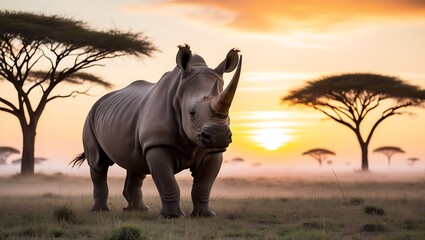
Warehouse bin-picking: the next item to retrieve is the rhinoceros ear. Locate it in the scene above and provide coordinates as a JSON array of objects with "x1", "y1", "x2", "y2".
[
  {"x1": 176, "y1": 44, "x2": 192, "y2": 72},
  {"x1": 215, "y1": 48, "x2": 240, "y2": 75}
]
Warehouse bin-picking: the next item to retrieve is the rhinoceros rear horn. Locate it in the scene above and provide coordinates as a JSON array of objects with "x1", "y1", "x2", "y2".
[
  {"x1": 176, "y1": 44, "x2": 192, "y2": 72},
  {"x1": 211, "y1": 54, "x2": 242, "y2": 115},
  {"x1": 215, "y1": 48, "x2": 240, "y2": 75}
]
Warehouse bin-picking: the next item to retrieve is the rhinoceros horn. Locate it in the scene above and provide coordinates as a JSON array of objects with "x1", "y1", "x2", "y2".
[{"x1": 211, "y1": 55, "x2": 242, "y2": 115}]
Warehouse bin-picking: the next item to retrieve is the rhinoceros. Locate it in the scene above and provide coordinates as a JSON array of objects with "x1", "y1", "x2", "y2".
[{"x1": 71, "y1": 45, "x2": 242, "y2": 218}]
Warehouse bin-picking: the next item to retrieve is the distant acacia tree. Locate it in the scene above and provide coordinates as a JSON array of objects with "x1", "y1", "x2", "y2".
[
  {"x1": 407, "y1": 157, "x2": 420, "y2": 166},
  {"x1": 231, "y1": 157, "x2": 245, "y2": 163},
  {"x1": 0, "y1": 146, "x2": 20, "y2": 164},
  {"x1": 12, "y1": 157, "x2": 47, "y2": 165},
  {"x1": 282, "y1": 73, "x2": 425, "y2": 171},
  {"x1": 0, "y1": 11, "x2": 156, "y2": 175},
  {"x1": 373, "y1": 146, "x2": 405, "y2": 166},
  {"x1": 302, "y1": 148, "x2": 335, "y2": 167}
]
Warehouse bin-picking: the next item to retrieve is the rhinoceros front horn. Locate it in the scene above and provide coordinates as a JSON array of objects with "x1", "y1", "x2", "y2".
[{"x1": 211, "y1": 55, "x2": 242, "y2": 115}]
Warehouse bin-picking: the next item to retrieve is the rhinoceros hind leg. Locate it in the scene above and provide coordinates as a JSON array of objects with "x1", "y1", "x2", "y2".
[
  {"x1": 90, "y1": 167, "x2": 110, "y2": 211},
  {"x1": 190, "y1": 153, "x2": 222, "y2": 218},
  {"x1": 123, "y1": 171, "x2": 149, "y2": 211}
]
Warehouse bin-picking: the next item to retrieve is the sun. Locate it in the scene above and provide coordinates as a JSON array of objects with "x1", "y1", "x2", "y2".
[{"x1": 250, "y1": 128, "x2": 291, "y2": 151}]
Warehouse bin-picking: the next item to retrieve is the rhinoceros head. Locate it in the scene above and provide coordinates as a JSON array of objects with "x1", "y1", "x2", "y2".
[{"x1": 175, "y1": 45, "x2": 242, "y2": 149}]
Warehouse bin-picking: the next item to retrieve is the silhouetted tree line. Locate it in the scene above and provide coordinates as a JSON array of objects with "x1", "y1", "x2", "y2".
[{"x1": 302, "y1": 146, "x2": 421, "y2": 168}]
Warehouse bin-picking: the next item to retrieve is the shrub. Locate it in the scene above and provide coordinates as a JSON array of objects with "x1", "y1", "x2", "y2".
[
  {"x1": 53, "y1": 206, "x2": 77, "y2": 224},
  {"x1": 302, "y1": 221, "x2": 323, "y2": 230},
  {"x1": 52, "y1": 228, "x2": 66, "y2": 238},
  {"x1": 364, "y1": 206, "x2": 385, "y2": 215},
  {"x1": 361, "y1": 223, "x2": 386, "y2": 232},
  {"x1": 109, "y1": 224, "x2": 146, "y2": 240},
  {"x1": 350, "y1": 197, "x2": 365, "y2": 205}
]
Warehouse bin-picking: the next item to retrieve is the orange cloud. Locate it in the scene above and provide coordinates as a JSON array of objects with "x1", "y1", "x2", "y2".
[{"x1": 139, "y1": 0, "x2": 425, "y2": 32}]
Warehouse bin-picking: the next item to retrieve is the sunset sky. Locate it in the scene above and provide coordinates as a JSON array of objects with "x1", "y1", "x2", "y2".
[{"x1": 1, "y1": 0, "x2": 425, "y2": 175}]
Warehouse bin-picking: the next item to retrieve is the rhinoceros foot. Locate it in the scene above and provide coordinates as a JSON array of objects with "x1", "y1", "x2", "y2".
[
  {"x1": 123, "y1": 204, "x2": 150, "y2": 212},
  {"x1": 157, "y1": 208, "x2": 185, "y2": 219},
  {"x1": 157, "y1": 213, "x2": 185, "y2": 219},
  {"x1": 90, "y1": 202, "x2": 109, "y2": 212},
  {"x1": 190, "y1": 208, "x2": 216, "y2": 218}
]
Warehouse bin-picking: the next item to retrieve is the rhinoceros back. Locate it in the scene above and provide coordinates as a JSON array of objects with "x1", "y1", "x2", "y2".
[
  {"x1": 83, "y1": 80, "x2": 154, "y2": 170},
  {"x1": 83, "y1": 70, "x2": 184, "y2": 172}
]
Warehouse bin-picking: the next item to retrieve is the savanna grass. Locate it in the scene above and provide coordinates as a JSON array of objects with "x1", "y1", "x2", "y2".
[
  {"x1": 53, "y1": 206, "x2": 78, "y2": 223},
  {"x1": 108, "y1": 224, "x2": 146, "y2": 240},
  {"x1": 0, "y1": 179, "x2": 424, "y2": 240}
]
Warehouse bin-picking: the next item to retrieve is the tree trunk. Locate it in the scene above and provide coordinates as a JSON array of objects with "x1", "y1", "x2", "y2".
[
  {"x1": 360, "y1": 143, "x2": 369, "y2": 171},
  {"x1": 20, "y1": 124, "x2": 36, "y2": 175}
]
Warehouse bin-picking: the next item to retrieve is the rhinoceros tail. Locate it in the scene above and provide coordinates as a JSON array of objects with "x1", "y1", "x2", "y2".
[{"x1": 70, "y1": 153, "x2": 86, "y2": 168}]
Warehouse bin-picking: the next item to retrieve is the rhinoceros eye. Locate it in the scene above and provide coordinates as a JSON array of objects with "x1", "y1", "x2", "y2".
[{"x1": 189, "y1": 109, "x2": 196, "y2": 119}]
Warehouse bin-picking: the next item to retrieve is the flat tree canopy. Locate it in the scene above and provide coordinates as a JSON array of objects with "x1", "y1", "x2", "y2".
[
  {"x1": 0, "y1": 11, "x2": 156, "y2": 56},
  {"x1": 302, "y1": 148, "x2": 335, "y2": 167},
  {"x1": 0, "y1": 146, "x2": 20, "y2": 164},
  {"x1": 12, "y1": 157, "x2": 47, "y2": 165},
  {"x1": 0, "y1": 11, "x2": 157, "y2": 175},
  {"x1": 407, "y1": 157, "x2": 420, "y2": 166},
  {"x1": 373, "y1": 146, "x2": 405, "y2": 152},
  {"x1": 284, "y1": 73, "x2": 425, "y2": 105},
  {"x1": 373, "y1": 146, "x2": 405, "y2": 166},
  {"x1": 303, "y1": 148, "x2": 335, "y2": 156},
  {"x1": 282, "y1": 73, "x2": 425, "y2": 171},
  {"x1": 0, "y1": 146, "x2": 20, "y2": 153}
]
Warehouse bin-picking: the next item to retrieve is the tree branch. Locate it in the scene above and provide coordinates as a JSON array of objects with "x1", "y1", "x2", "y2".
[
  {"x1": 25, "y1": 45, "x2": 44, "y2": 74},
  {"x1": 312, "y1": 105, "x2": 356, "y2": 131},
  {"x1": 361, "y1": 97, "x2": 383, "y2": 119},
  {"x1": 26, "y1": 70, "x2": 51, "y2": 95},
  {"x1": 317, "y1": 101, "x2": 357, "y2": 127},
  {"x1": 46, "y1": 87, "x2": 94, "y2": 103},
  {"x1": 365, "y1": 102, "x2": 416, "y2": 145},
  {"x1": 0, "y1": 106, "x2": 16, "y2": 115},
  {"x1": 328, "y1": 92, "x2": 358, "y2": 124},
  {"x1": 0, "y1": 96, "x2": 18, "y2": 116}
]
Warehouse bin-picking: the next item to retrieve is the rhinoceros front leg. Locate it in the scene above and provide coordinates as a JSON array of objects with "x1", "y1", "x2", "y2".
[
  {"x1": 146, "y1": 148, "x2": 184, "y2": 218},
  {"x1": 190, "y1": 153, "x2": 223, "y2": 217},
  {"x1": 123, "y1": 171, "x2": 149, "y2": 211},
  {"x1": 90, "y1": 167, "x2": 110, "y2": 211}
]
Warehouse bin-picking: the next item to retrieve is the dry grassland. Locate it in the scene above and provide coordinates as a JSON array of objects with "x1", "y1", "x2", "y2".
[{"x1": 0, "y1": 171, "x2": 424, "y2": 239}]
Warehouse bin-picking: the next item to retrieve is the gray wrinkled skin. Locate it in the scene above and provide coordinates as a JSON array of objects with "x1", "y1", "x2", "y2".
[{"x1": 74, "y1": 45, "x2": 242, "y2": 218}]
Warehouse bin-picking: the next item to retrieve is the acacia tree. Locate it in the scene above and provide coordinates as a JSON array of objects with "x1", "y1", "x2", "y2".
[
  {"x1": 407, "y1": 157, "x2": 420, "y2": 166},
  {"x1": 373, "y1": 146, "x2": 405, "y2": 166},
  {"x1": 302, "y1": 148, "x2": 335, "y2": 167},
  {"x1": 282, "y1": 73, "x2": 425, "y2": 171},
  {"x1": 0, "y1": 146, "x2": 20, "y2": 164},
  {"x1": 12, "y1": 157, "x2": 47, "y2": 165},
  {"x1": 0, "y1": 11, "x2": 156, "y2": 175}
]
